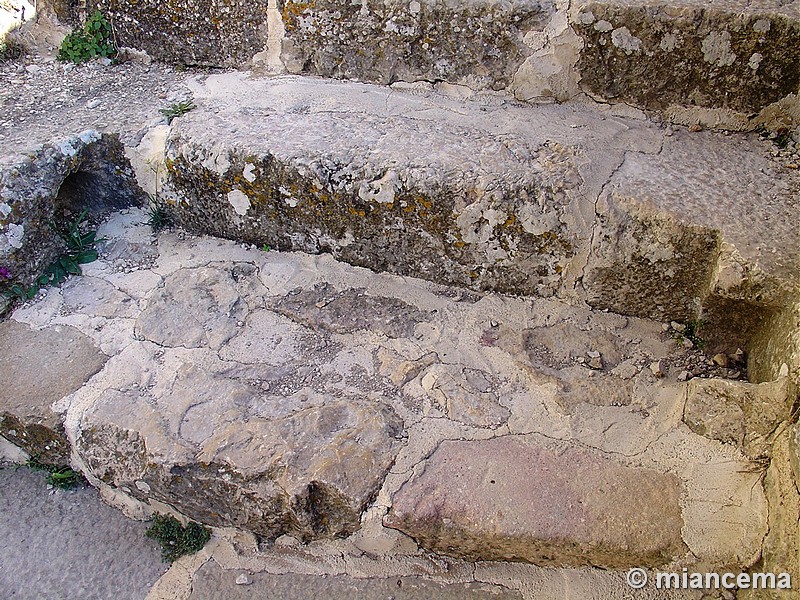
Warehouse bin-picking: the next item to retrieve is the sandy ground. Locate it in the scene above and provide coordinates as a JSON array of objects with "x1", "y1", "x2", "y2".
[{"x1": 0, "y1": 463, "x2": 167, "y2": 600}]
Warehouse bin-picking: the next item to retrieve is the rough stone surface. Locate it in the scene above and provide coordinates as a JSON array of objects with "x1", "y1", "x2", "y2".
[
  {"x1": 0, "y1": 320, "x2": 107, "y2": 464},
  {"x1": 739, "y1": 429, "x2": 800, "y2": 600},
  {"x1": 573, "y1": 0, "x2": 800, "y2": 114},
  {"x1": 1, "y1": 209, "x2": 775, "y2": 574},
  {"x1": 74, "y1": 334, "x2": 405, "y2": 542},
  {"x1": 187, "y1": 560, "x2": 523, "y2": 600},
  {"x1": 161, "y1": 73, "x2": 798, "y2": 328},
  {"x1": 0, "y1": 59, "x2": 190, "y2": 157},
  {"x1": 280, "y1": 0, "x2": 554, "y2": 91},
  {"x1": 385, "y1": 435, "x2": 687, "y2": 568},
  {"x1": 88, "y1": 0, "x2": 271, "y2": 67},
  {"x1": 683, "y1": 377, "x2": 792, "y2": 459},
  {"x1": 51, "y1": 0, "x2": 799, "y2": 128},
  {"x1": 0, "y1": 131, "x2": 146, "y2": 289},
  {"x1": 0, "y1": 210, "x2": 771, "y2": 571},
  {"x1": 270, "y1": 282, "x2": 432, "y2": 338},
  {"x1": 135, "y1": 264, "x2": 267, "y2": 349}
]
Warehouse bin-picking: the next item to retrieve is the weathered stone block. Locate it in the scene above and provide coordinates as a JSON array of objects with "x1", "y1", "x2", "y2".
[
  {"x1": 0, "y1": 320, "x2": 108, "y2": 464},
  {"x1": 88, "y1": 0, "x2": 271, "y2": 67},
  {"x1": 684, "y1": 377, "x2": 792, "y2": 459},
  {"x1": 163, "y1": 94, "x2": 585, "y2": 300},
  {"x1": 280, "y1": 0, "x2": 555, "y2": 90},
  {"x1": 385, "y1": 436, "x2": 687, "y2": 567},
  {"x1": 582, "y1": 191, "x2": 721, "y2": 321},
  {"x1": 0, "y1": 132, "x2": 145, "y2": 289},
  {"x1": 75, "y1": 285, "x2": 406, "y2": 541},
  {"x1": 573, "y1": 1, "x2": 800, "y2": 114}
]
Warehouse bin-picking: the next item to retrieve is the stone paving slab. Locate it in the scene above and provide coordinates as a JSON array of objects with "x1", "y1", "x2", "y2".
[
  {"x1": 0, "y1": 320, "x2": 107, "y2": 464},
  {"x1": 187, "y1": 559, "x2": 523, "y2": 600},
  {"x1": 68, "y1": 0, "x2": 800, "y2": 126},
  {"x1": 385, "y1": 435, "x2": 687, "y2": 568}
]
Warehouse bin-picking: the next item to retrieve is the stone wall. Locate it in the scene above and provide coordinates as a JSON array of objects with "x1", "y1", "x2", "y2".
[{"x1": 78, "y1": 0, "x2": 800, "y2": 130}]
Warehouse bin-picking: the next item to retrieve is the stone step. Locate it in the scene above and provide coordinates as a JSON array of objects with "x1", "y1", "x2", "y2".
[
  {"x1": 82, "y1": 0, "x2": 800, "y2": 128},
  {"x1": 158, "y1": 73, "x2": 798, "y2": 354},
  {"x1": 0, "y1": 209, "x2": 782, "y2": 572}
]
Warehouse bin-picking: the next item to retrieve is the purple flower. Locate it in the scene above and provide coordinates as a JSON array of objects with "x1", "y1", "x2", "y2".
[{"x1": 0, "y1": 267, "x2": 11, "y2": 280}]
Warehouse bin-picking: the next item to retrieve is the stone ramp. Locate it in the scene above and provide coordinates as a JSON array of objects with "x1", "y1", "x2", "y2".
[
  {"x1": 160, "y1": 73, "x2": 798, "y2": 347},
  {"x1": 0, "y1": 209, "x2": 776, "y2": 577}
]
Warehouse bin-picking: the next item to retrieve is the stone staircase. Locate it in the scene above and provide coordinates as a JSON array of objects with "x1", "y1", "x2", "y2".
[{"x1": 0, "y1": 0, "x2": 799, "y2": 596}]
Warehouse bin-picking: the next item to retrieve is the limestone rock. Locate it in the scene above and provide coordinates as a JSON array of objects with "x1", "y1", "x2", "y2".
[
  {"x1": 385, "y1": 435, "x2": 687, "y2": 567},
  {"x1": 160, "y1": 74, "x2": 797, "y2": 334},
  {"x1": 0, "y1": 132, "x2": 145, "y2": 288},
  {"x1": 188, "y1": 560, "x2": 523, "y2": 599},
  {"x1": 739, "y1": 430, "x2": 800, "y2": 600},
  {"x1": 280, "y1": 0, "x2": 555, "y2": 91},
  {"x1": 270, "y1": 283, "x2": 432, "y2": 338},
  {"x1": 0, "y1": 320, "x2": 107, "y2": 464},
  {"x1": 419, "y1": 364, "x2": 510, "y2": 428},
  {"x1": 135, "y1": 263, "x2": 267, "y2": 349},
  {"x1": 574, "y1": 1, "x2": 800, "y2": 115},
  {"x1": 582, "y1": 192, "x2": 721, "y2": 321},
  {"x1": 74, "y1": 344, "x2": 405, "y2": 542},
  {"x1": 683, "y1": 377, "x2": 792, "y2": 459},
  {"x1": 87, "y1": 0, "x2": 271, "y2": 67}
]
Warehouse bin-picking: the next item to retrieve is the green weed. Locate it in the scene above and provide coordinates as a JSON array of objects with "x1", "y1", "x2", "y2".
[
  {"x1": 145, "y1": 513, "x2": 211, "y2": 562},
  {"x1": 3, "y1": 209, "x2": 104, "y2": 301},
  {"x1": 58, "y1": 11, "x2": 116, "y2": 64},
  {"x1": 160, "y1": 101, "x2": 197, "y2": 125},
  {"x1": 673, "y1": 319, "x2": 706, "y2": 350},
  {"x1": 26, "y1": 457, "x2": 85, "y2": 490},
  {"x1": 0, "y1": 37, "x2": 25, "y2": 62}
]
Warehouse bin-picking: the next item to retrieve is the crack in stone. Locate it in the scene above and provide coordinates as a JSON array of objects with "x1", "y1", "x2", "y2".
[{"x1": 575, "y1": 151, "x2": 628, "y2": 295}]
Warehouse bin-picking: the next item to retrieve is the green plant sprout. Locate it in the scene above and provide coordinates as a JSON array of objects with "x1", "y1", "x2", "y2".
[
  {"x1": 25, "y1": 457, "x2": 85, "y2": 490},
  {"x1": 145, "y1": 165, "x2": 174, "y2": 233},
  {"x1": 160, "y1": 101, "x2": 197, "y2": 125}
]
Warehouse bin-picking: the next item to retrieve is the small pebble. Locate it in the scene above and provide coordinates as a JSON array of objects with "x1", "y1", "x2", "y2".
[
  {"x1": 649, "y1": 360, "x2": 666, "y2": 378},
  {"x1": 235, "y1": 574, "x2": 251, "y2": 585},
  {"x1": 712, "y1": 353, "x2": 729, "y2": 368},
  {"x1": 677, "y1": 370, "x2": 690, "y2": 382}
]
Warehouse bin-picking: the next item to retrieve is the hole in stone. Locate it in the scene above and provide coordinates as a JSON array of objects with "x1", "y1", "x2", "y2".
[{"x1": 56, "y1": 169, "x2": 138, "y2": 214}]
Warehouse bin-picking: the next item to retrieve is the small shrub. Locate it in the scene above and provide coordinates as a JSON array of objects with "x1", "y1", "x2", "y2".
[
  {"x1": 145, "y1": 513, "x2": 211, "y2": 562},
  {"x1": 57, "y1": 11, "x2": 116, "y2": 64},
  {"x1": 159, "y1": 100, "x2": 197, "y2": 125}
]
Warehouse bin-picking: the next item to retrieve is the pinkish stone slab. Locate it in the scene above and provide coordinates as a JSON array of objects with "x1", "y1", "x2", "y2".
[{"x1": 385, "y1": 436, "x2": 687, "y2": 568}]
